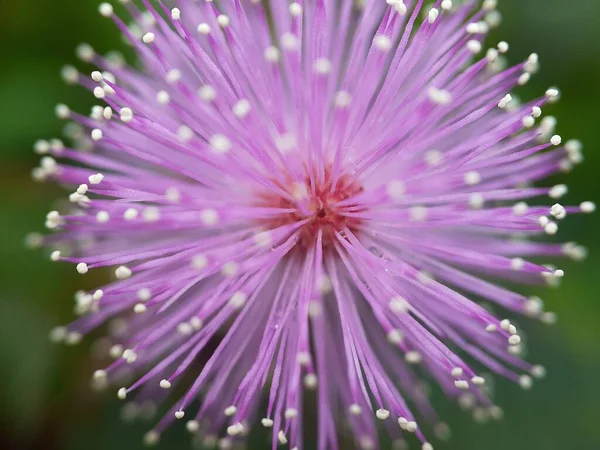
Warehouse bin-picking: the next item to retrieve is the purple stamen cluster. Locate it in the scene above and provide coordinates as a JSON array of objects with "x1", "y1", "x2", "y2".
[{"x1": 30, "y1": 1, "x2": 595, "y2": 449}]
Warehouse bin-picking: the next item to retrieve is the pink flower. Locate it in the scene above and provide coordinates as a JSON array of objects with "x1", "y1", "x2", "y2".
[{"x1": 34, "y1": 1, "x2": 594, "y2": 449}]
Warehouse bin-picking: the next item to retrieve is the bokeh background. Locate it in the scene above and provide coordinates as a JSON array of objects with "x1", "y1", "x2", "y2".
[{"x1": 1, "y1": 0, "x2": 599, "y2": 449}]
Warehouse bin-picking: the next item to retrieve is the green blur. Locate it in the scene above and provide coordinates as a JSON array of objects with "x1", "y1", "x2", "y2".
[{"x1": 1, "y1": 0, "x2": 599, "y2": 449}]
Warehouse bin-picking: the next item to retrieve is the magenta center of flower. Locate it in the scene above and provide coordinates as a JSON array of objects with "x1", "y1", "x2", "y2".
[{"x1": 259, "y1": 171, "x2": 364, "y2": 249}]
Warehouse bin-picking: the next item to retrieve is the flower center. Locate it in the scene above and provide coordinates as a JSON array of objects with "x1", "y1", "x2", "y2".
[{"x1": 258, "y1": 171, "x2": 364, "y2": 249}]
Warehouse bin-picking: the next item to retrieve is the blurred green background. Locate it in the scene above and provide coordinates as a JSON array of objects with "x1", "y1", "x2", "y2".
[{"x1": 1, "y1": 0, "x2": 599, "y2": 449}]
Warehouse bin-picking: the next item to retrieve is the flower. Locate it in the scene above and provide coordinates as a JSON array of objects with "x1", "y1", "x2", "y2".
[{"x1": 32, "y1": 0, "x2": 595, "y2": 449}]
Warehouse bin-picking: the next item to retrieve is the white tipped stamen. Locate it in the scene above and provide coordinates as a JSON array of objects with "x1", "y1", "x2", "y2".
[
  {"x1": 233, "y1": 99, "x2": 251, "y2": 118},
  {"x1": 217, "y1": 15, "x2": 230, "y2": 28},
  {"x1": 264, "y1": 46, "x2": 280, "y2": 62},
  {"x1": 374, "y1": 35, "x2": 392, "y2": 52},
  {"x1": 49, "y1": 326, "x2": 67, "y2": 343},
  {"x1": 522, "y1": 115, "x2": 535, "y2": 128},
  {"x1": 165, "y1": 187, "x2": 181, "y2": 203},
  {"x1": 531, "y1": 365, "x2": 547, "y2": 379},
  {"x1": 186, "y1": 420, "x2": 199, "y2": 433},
  {"x1": 519, "y1": 375, "x2": 533, "y2": 390},
  {"x1": 159, "y1": 379, "x2": 171, "y2": 389},
  {"x1": 254, "y1": 231, "x2": 273, "y2": 248},
  {"x1": 178, "y1": 125, "x2": 194, "y2": 142},
  {"x1": 467, "y1": 40, "x2": 482, "y2": 54},
  {"x1": 550, "y1": 135, "x2": 562, "y2": 146},
  {"x1": 82, "y1": 36, "x2": 103, "y2": 60},
  {"x1": 510, "y1": 257, "x2": 525, "y2": 271},
  {"x1": 261, "y1": 418, "x2": 274, "y2": 428},
  {"x1": 171, "y1": 8, "x2": 181, "y2": 20},
  {"x1": 508, "y1": 335, "x2": 521, "y2": 346},
  {"x1": 142, "y1": 207, "x2": 160, "y2": 223},
  {"x1": 289, "y1": 3, "x2": 302, "y2": 16},
  {"x1": 122, "y1": 349, "x2": 137, "y2": 363},
  {"x1": 210, "y1": 134, "x2": 232, "y2": 154},
  {"x1": 177, "y1": 322, "x2": 193, "y2": 335},
  {"x1": 55, "y1": 103, "x2": 71, "y2": 119},
  {"x1": 428, "y1": 8, "x2": 439, "y2": 23},
  {"x1": 115, "y1": 265, "x2": 132, "y2": 280},
  {"x1": 454, "y1": 380, "x2": 469, "y2": 390},
  {"x1": 550, "y1": 203, "x2": 566, "y2": 219},
  {"x1": 197, "y1": 23, "x2": 211, "y2": 34},
  {"x1": 472, "y1": 376, "x2": 485, "y2": 385},
  {"x1": 441, "y1": 0, "x2": 453, "y2": 11},
  {"x1": 166, "y1": 69, "x2": 181, "y2": 84},
  {"x1": 229, "y1": 291, "x2": 247, "y2": 309},
  {"x1": 117, "y1": 387, "x2": 127, "y2": 399},
  {"x1": 376, "y1": 409, "x2": 390, "y2": 420},
  {"x1": 133, "y1": 303, "x2": 147, "y2": 314},
  {"x1": 76, "y1": 262, "x2": 89, "y2": 274},
  {"x1": 191, "y1": 255, "x2": 208, "y2": 270},
  {"x1": 469, "y1": 193, "x2": 484, "y2": 209},
  {"x1": 91, "y1": 129, "x2": 103, "y2": 141},
  {"x1": 143, "y1": 431, "x2": 160, "y2": 446},
  {"x1": 93, "y1": 369, "x2": 107, "y2": 381},
  {"x1": 410, "y1": 206, "x2": 428, "y2": 222},
  {"x1": 120, "y1": 107, "x2": 133, "y2": 123},
  {"x1": 486, "y1": 48, "x2": 498, "y2": 62},
  {"x1": 405, "y1": 351, "x2": 422, "y2": 364},
  {"x1": 428, "y1": 87, "x2": 452, "y2": 105},
  {"x1": 284, "y1": 408, "x2": 298, "y2": 419},
  {"x1": 200, "y1": 208, "x2": 219, "y2": 225},
  {"x1": 390, "y1": 296, "x2": 409, "y2": 313},
  {"x1": 102, "y1": 107, "x2": 113, "y2": 120},
  {"x1": 224, "y1": 405, "x2": 237, "y2": 416},
  {"x1": 498, "y1": 94, "x2": 512, "y2": 108},
  {"x1": 425, "y1": 149, "x2": 443, "y2": 166},
  {"x1": 281, "y1": 32, "x2": 299, "y2": 51},
  {"x1": 464, "y1": 171, "x2": 481, "y2": 185},
  {"x1": 394, "y1": 1, "x2": 407, "y2": 15},
  {"x1": 497, "y1": 41, "x2": 509, "y2": 53},
  {"x1": 143, "y1": 33, "x2": 155, "y2": 44},
  {"x1": 278, "y1": 431, "x2": 288, "y2": 445},
  {"x1": 581, "y1": 201, "x2": 596, "y2": 213},
  {"x1": 451, "y1": 367, "x2": 464, "y2": 377},
  {"x1": 61, "y1": 65, "x2": 79, "y2": 84},
  {"x1": 545, "y1": 222, "x2": 558, "y2": 235},
  {"x1": 175, "y1": 410, "x2": 185, "y2": 420},
  {"x1": 124, "y1": 208, "x2": 138, "y2": 220},
  {"x1": 314, "y1": 58, "x2": 332, "y2": 74},
  {"x1": 34, "y1": 140, "x2": 50, "y2": 155},
  {"x1": 349, "y1": 404, "x2": 362, "y2": 415},
  {"x1": 98, "y1": 3, "x2": 113, "y2": 17},
  {"x1": 386, "y1": 180, "x2": 406, "y2": 200},
  {"x1": 304, "y1": 373, "x2": 318, "y2": 389},
  {"x1": 96, "y1": 211, "x2": 110, "y2": 223},
  {"x1": 156, "y1": 90, "x2": 170, "y2": 104},
  {"x1": 387, "y1": 329, "x2": 403, "y2": 344},
  {"x1": 483, "y1": 0, "x2": 498, "y2": 11},
  {"x1": 549, "y1": 184, "x2": 568, "y2": 199},
  {"x1": 519, "y1": 72, "x2": 531, "y2": 86},
  {"x1": 88, "y1": 173, "x2": 104, "y2": 184}
]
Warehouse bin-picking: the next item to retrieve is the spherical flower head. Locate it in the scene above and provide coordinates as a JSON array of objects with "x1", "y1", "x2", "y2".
[{"x1": 35, "y1": 1, "x2": 593, "y2": 448}]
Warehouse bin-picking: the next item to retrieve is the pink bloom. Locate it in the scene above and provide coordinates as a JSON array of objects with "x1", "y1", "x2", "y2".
[{"x1": 34, "y1": 1, "x2": 594, "y2": 449}]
